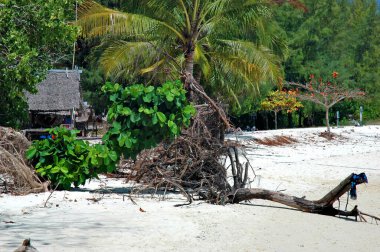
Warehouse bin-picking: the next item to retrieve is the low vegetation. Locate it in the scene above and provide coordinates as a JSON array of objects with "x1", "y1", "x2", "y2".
[{"x1": 26, "y1": 81, "x2": 195, "y2": 189}]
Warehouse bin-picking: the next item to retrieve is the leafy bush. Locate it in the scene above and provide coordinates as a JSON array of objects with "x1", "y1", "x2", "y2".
[
  {"x1": 26, "y1": 127, "x2": 118, "y2": 189},
  {"x1": 26, "y1": 81, "x2": 194, "y2": 189},
  {"x1": 102, "y1": 80, "x2": 195, "y2": 159}
]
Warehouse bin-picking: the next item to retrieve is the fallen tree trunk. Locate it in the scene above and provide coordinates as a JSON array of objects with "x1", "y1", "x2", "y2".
[{"x1": 228, "y1": 173, "x2": 369, "y2": 219}]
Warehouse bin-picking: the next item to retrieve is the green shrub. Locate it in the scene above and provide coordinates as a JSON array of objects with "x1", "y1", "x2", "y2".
[
  {"x1": 26, "y1": 80, "x2": 195, "y2": 190},
  {"x1": 102, "y1": 80, "x2": 195, "y2": 159},
  {"x1": 26, "y1": 127, "x2": 118, "y2": 189}
]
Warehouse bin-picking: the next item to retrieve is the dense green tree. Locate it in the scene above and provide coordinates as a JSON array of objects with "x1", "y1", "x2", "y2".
[
  {"x1": 275, "y1": 0, "x2": 380, "y2": 123},
  {"x1": 0, "y1": 0, "x2": 79, "y2": 128},
  {"x1": 77, "y1": 0, "x2": 290, "y2": 114}
]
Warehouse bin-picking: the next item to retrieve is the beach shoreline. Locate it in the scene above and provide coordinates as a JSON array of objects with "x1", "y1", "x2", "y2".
[{"x1": 1, "y1": 126, "x2": 380, "y2": 251}]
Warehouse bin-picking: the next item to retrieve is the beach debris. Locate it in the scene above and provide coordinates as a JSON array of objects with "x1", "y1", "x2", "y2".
[
  {"x1": 123, "y1": 126, "x2": 379, "y2": 221},
  {"x1": 0, "y1": 127, "x2": 49, "y2": 194},
  {"x1": 86, "y1": 197, "x2": 102, "y2": 203},
  {"x1": 14, "y1": 239, "x2": 38, "y2": 252},
  {"x1": 253, "y1": 135, "x2": 298, "y2": 146},
  {"x1": 227, "y1": 172, "x2": 379, "y2": 222}
]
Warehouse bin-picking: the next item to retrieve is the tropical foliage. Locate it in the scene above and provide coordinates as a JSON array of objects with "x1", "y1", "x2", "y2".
[
  {"x1": 26, "y1": 127, "x2": 118, "y2": 190},
  {"x1": 27, "y1": 81, "x2": 194, "y2": 189},
  {"x1": 102, "y1": 80, "x2": 195, "y2": 159},
  {"x1": 77, "y1": 0, "x2": 287, "y2": 112},
  {"x1": 0, "y1": 0, "x2": 79, "y2": 128},
  {"x1": 1, "y1": 0, "x2": 380, "y2": 129}
]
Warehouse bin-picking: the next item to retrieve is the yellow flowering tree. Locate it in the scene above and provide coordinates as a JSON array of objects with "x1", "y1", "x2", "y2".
[{"x1": 261, "y1": 90, "x2": 303, "y2": 129}]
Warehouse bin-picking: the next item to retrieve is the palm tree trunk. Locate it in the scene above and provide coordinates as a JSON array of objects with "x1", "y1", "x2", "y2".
[{"x1": 185, "y1": 51, "x2": 194, "y2": 75}]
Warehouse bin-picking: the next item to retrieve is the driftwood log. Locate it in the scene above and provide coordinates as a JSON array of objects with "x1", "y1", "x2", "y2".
[{"x1": 228, "y1": 173, "x2": 369, "y2": 219}]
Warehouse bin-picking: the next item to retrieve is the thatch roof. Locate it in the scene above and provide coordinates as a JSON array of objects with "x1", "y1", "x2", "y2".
[{"x1": 26, "y1": 70, "x2": 82, "y2": 112}]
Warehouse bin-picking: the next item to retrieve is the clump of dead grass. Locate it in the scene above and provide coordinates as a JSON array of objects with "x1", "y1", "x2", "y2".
[
  {"x1": 254, "y1": 135, "x2": 298, "y2": 146},
  {"x1": 0, "y1": 127, "x2": 49, "y2": 194}
]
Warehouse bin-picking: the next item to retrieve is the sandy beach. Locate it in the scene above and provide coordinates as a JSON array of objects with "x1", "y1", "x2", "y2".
[{"x1": 1, "y1": 126, "x2": 380, "y2": 251}]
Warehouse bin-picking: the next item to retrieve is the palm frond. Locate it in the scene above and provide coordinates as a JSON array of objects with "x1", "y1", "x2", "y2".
[
  {"x1": 140, "y1": 59, "x2": 165, "y2": 75},
  {"x1": 194, "y1": 44, "x2": 211, "y2": 79},
  {"x1": 78, "y1": 0, "x2": 185, "y2": 41},
  {"x1": 99, "y1": 40, "x2": 157, "y2": 81},
  {"x1": 216, "y1": 39, "x2": 281, "y2": 82}
]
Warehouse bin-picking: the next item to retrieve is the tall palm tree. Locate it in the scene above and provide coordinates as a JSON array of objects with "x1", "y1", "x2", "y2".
[{"x1": 78, "y1": 0, "x2": 289, "y2": 110}]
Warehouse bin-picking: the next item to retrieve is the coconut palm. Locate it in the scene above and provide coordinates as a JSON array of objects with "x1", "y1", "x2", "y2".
[{"x1": 78, "y1": 0, "x2": 289, "y2": 110}]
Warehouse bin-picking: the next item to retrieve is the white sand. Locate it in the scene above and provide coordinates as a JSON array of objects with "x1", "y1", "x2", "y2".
[{"x1": 1, "y1": 126, "x2": 380, "y2": 251}]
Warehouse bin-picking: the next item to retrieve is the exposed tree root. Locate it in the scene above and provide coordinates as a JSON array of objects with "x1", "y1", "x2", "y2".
[{"x1": 120, "y1": 104, "x2": 379, "y2": 223}]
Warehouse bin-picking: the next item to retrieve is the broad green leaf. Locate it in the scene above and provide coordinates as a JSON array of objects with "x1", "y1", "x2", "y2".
[
  {"x1": 157, "y1": 112, "x2": 166, "y2": 123},
  {"x1": 108, "y1": 151, "x2": 118, "y2": 161},
  {"x1": 91, "y1": 157, "x2": 99, "y2": 166},
  {"x1": 112, "y1": 121, "x2": 121, "y2": 131},
  {"x1": 144, "y1": 86, "x2": 154, "y2": 93},
  {"x1": 113, "y1": 83, "x2": 121, "y2": 92},
  {"x1": 166, "y1": 93, "x2": 174, "y2": 102},
  {"x1": 125, "y1": 138, "x2": 133, "y2": 148},
  {"x1": 144, "y1": 108, "x2": 154, "y2": 114},
  {"x1": 51, "y1": 166, "x2": 61, "y2": 173},
  {"x1": 40, "y1": 151, "x2": 51, "y2": 157},
  {"x1": 118, "y1": 133, "x2": 128, "y2": 147},
  {"x1": 143, "y1": 94, "x2": 152, "y2": 103},
  {"x1": 184, "y1": 105, "x2": 196, "y2": 115},
  {"x1": 61, "y1": 166, "x2": 69, "y2": 174},
  {"x1": 25, "y1": 148, "x2": 37, "y2": 160},
  {"x1": 110, "y1": 93, "x2": 118, "y2": 102},
  {"x1": 121, "y1": 107, "x2": 132, "y2": 116}
]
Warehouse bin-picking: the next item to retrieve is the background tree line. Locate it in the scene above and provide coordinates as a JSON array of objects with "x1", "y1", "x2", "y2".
[
  {"x1": 80, "y1": 0, "x2": 380, "y2": 130},
  {"x1": 1, "y1": 0, "x2": 379, "y2": 129},
  {"x1": 272, "y1": 0, "x2": 380, "y2": 129}
]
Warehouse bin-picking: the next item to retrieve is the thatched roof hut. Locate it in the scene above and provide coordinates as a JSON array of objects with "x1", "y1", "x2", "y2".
[{"x1": 26, "y1": 69, "x2": 82, "y2": 114}]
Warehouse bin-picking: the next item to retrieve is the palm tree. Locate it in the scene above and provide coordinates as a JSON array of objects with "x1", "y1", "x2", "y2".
[{"x1": 78, "y1": 0, "x2": 289, "y2": 111}]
